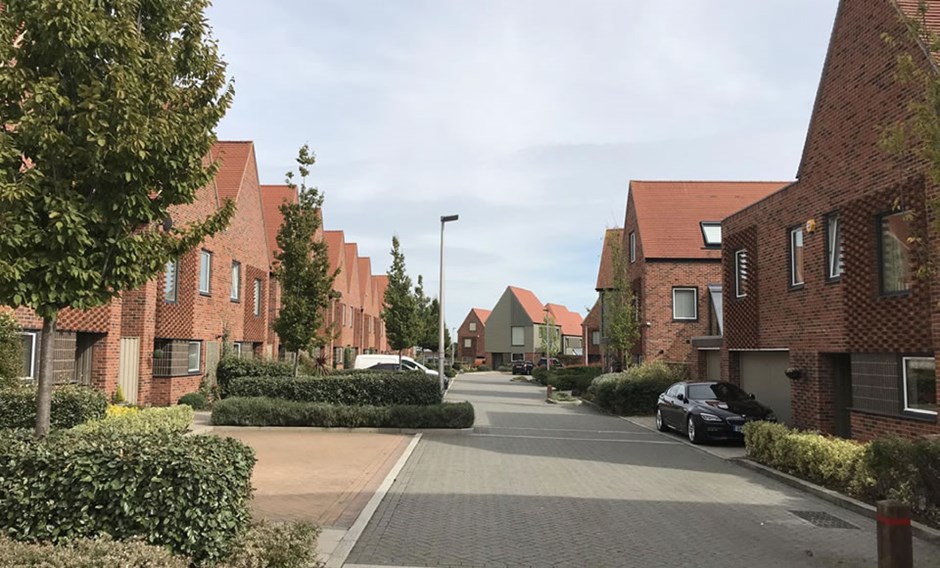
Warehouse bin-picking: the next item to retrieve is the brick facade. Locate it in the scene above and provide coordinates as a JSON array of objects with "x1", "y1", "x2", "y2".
[{"x1": 457, "y1": 308, "x2": 489, "y2": 363}]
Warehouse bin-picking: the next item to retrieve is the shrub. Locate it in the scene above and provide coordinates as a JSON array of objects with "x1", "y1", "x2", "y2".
[
  {"x1": 179, "y1": 391, "x2": 210, "y2": 410},
  {"x1": 0, "y1": 384, "x2": 107, "y2": 429},
  {"x1": 531, "y1": 366, "x2": 549, "y2": 384},
  {"x1": 217, "y1": 357, "x2": 295, "y2": 397},
  {"x1": 105, "y1": 404, "x2": 139, "y2": 418},
  {"x1": 0, "y1": 312, "x2": 23, "y2": 388},
  {"x1": 0, "y1": 429, "x2": 255, "y2": 563},
  {"x1": 74, "y1": 405, "x2": 194, "y2": 436},
  {"x1": 212, "y1": 397, "x2": 474, "y2": 429},
  {"x1": 588, "y1": 361, "x2": 681, "y2": 416},
  {"x1": 548, "y1": 366, "x2": 602, "y2": 393},
  {"x1": 477, "y1": 365, "x2": 491, "y2": 372},
  {"x1": 444, "y1": 367, "x2": 457, "y2": 378},
  {"x1": 223, "y1": 521, "x2": 323, "y2": 568},
  {"x1": 228, "y1": 372, "x2": 442, "y2": 406},
  {"x1": 496, "y1": 364, "x2": 512, "y2": 372},
  {"x1": 0, "y1": 535, "x2": 188, "y2": 567}
]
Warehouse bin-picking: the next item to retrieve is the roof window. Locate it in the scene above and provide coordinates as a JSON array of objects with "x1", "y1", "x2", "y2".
[{"x1": 700, "y1": 222, "x2": 721, "y2": 247}]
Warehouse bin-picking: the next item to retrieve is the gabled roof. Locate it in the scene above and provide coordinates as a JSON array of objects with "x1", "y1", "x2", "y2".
[
  {"x1": 595, "y1": 228, "x2": 623, "y2": 291},
  {"x1": 323, "y1": 230, "x2": 346, "y2": 275},
  {"x1": 629, "y1": 181, "x2": 789, "y2": 260},
  {"x1": 894, "y1": 0, "x2": 940, "y2": 39},
  {"x1": 583, "y1": 299, "x2": 601, "y2": 328},
  {"x1": 507, "y1": 286, "x2": 545, "y2": 322},
  {"x1": 343, "y1": 243, "x2": 360, "y2": 292},
  {"x1": 211, "y1": 141, "x2": 253, "y2": 202},
  {"x1": 357, "y1": 257, "x2": 372, "y2": 306},
  {"x1": 545, "y1": 303, "x2": 584, "y2": 336},
  {"x1": 471, "y1": 308, "x2": 491, "y2": 324},
  {"x1": 259, "y1": 185, "x2": 297, "y2": 266}
]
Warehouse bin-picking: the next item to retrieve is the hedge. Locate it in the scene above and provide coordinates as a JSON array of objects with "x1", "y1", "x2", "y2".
[
  {"x1": 0, "y1": 429, "x2": 256, "y2": 563},
  {"x1": 73, "y1": 405, "x2": 194, "y2": 436},
  {"x1": 588, "y1": 361, "x2": 683, "y2": 415},
  {"x1": 212, "y1": 397, "x2": 474, "y2": 429},
  {"x1": 0, "y1": 312, "x2": 22, "y2": 387},
  {"x1": 217, "y1": 356, "x2": 295, "y2": 397},
  {"x1": 0, "y1": 384, "x2": 107, "y2": 429},
  {"x1": 546, "y1": 366, "x2": 602, "y2": 393},
  {"x1": 228, "y1": 372, "x2": 442, "y2": 406},
  {"x1": 178, "y1": 391, "x2": 210, "y2": 409}
]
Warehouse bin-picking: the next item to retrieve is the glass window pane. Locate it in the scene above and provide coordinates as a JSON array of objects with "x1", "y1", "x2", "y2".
[
  {"x1": 254, "y1": 280, "x2": 262, "y2": 316},
  {"x1": 511, "y1": 326, "x2": 524, "y2": 346},
  {"x1": 673, "y1": 288, "x2": 696, "y2": 319},
  {"x1": 701, "y1": 223, "x2": 721, "y2": 246},
  {"x1": 791, "y1": 228, "x2": 804, "y2": 285},
  {"x1": 904, "y1": 357, "x2": 936, "y2": 414},
  {"x1": 629, "y1": 232, "x2": 636, "y2": 263},
  {"x1": 231, "y1": 262, "x2": 240, "y2": 300},
  {"x1": 187, "y1": 342, "x2": 201, "y2": 372},
  {"x1": 735, "y1": 250, "x2": 748, "y2": 297},
  {"x1": 464, "y1": 338, "x2": 472, "y2": 348},
  {"x1": 469, "y1": 322, "x2": 477, "y2": 332},
  {"x1": 199, "y1": 251, "x2": 211, "y2": 293},
  {"x1": 881, "y1": 212, "x2": 912, "y2": 293},
  {"x1": 828, "y1": 216, "x2": 844, "y2": 278},
  {"x1": 20, "y1": 333, "x2": 34, "y2": 378},
  {"x1": 164, "y1": 259, "x2": 177, "y2": 301}
]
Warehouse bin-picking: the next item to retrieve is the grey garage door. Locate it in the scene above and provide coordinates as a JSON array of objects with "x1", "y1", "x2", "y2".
[{"x1": 739, "y1": 351, "x2": 792, "y2": 425}]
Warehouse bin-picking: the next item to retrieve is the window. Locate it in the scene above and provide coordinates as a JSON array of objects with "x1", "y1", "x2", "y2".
[
  {"x1": 232, "y1": 343, "x2": 242, "y2": 358},
  {"x1": 902, "y1": 357, "x2": 936, "y2": 415},
  {"x1": 199, "y1": 250, "x2": 212, "y2": 295},
  {"x1": 672, "y1": 287, "x2": 698, "y2": 320},
  {"x1": 187, "y1": 341, "x2": 201, "y2": 373},
  {"x1": 826, "y1": 214, "x2": 844, "y2": 280},
  {"x1": 700, "y1": 222, "x2": 721, "y2": 247},
  {"x1": 231, "y1": 261, "x2": 241, "y2": 301},
  {"x1": 253, "y1": 279, "x2": 262, "y2": 316},
  {"x1": 629, "y1": 232, "x2": 636, "y2": 263},
  {"x1": 464, "y1": 338, "x2": 472, "y2": 348},
  {"x1": 469, "y1": 322, "x2": 477, "y2": 332},
  {"x1": 511, "y1": 326, "x2": 524, "y2": 346},
  {"x1": 734, "y1": 250, "x2": 748, "y2": 298},
  {"x1": 153, "y1": 340, "x2": 202, "y2": 376},
  {"x1": 789, "y1": 227, "x2": 804, "y2": 287},
  {"x1": 20, "y1": 332, "x2": 37, "y2": 379},
  {"x1": 880, "y1": 211, "x2": 912, "y2": 294},
  {"x1": 592, "y1": 331, "x2": 601, "y2": 345},
  {"x1": 164, "y1": 259, "x2": 178, "y2": 302}
]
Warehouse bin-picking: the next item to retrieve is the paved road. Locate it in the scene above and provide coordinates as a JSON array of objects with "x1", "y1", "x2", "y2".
[{"x1": 345, "y1": 372, "x2": 940, "y2": 568}]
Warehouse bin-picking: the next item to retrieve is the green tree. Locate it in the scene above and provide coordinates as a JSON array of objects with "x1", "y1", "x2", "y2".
[
  {"x1": 382, "y1": 237, "x2": 417, "y2": 361},
  {"x1": 605, "y1": 235, "x2": 640, "y2": 371},
  {"x1": 273, "y1": 144, "x2": 338, "y2": 376},
  {"x1": 413, "y1": 275, "x2": 432, "y2": 350},
  {"x1": 0, "y1": 311, "x2": 23, "y2": 387},
  {"x1": 538, "y1": 312, "x2": 560, "y2": 360},
  {"x1": 424, "y1": 298, "x2": 450, "y2": 353},
  {"x1": 0, "y1": 0, "x2": 235, "y2": 436}
]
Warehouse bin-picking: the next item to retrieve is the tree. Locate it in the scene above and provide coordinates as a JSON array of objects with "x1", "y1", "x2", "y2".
[
  {"x1": 605, "y1": 235, "x2": 640, "y2": 371},
  {"x1": 273, "y1": 144, "x2": 338, "y2": 376},
  {"x1": 424, "y1": 298, "x2": 450, "y2": 354},
  {"x1": 0, "y1": 1, "x2": 235, "y2": 436},
  {"x1": 0, "y1": 311, "x2": 22, "y2": 388},
  {"x1": 413, "y1": 275, "x2": 433, "y2": 350},
  {"x1": 538, "y1": 311, "x2": 560, "y2": 360},
  {"x1": 382, "y1": 237, "x2": 417, "y2": 361}
]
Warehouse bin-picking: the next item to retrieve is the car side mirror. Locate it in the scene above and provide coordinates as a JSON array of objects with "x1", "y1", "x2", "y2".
[
  {"x1": 749, "y1": 393, "x2": 755, "y2": 399},
  {"x1": 677, "y1": 394, "x2": 685, "y2": 402}
]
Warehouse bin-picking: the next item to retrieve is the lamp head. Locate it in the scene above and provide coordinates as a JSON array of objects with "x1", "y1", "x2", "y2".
[{"x1": 441, "y1": 214, "x2": 459, "y2": 223}]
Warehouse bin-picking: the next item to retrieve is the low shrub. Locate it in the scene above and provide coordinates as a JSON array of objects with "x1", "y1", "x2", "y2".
[
  {"x1": 105, "y1": 404, "x2": 139, "y2": 418},
  {"x1": 228, "y1": 372, "x2": 442, "y2": 406},
  {"x1": 531, "y1": 366, "x2": 549, "y2": 384},
  {"x1": 547, "y1": 366, "x2": 602, "y2": 393},
  {"x1": 223, "y1": 520, "x2": 323, "y2": 568},
  {"x1": 217, "y1": 357, "x2": 295, "y2": 397},
  {"x1": 476, "y1": 365, "x2": 491, "y2": 372},
  {"x1": 179, "y1": 391, "x2": 210, "y2": 410},
  {"x1": 496, "y1": 364, "x2": 512, "y2": 372},
  {"x1": 588, "y1": 361, "x2": 682, "y2": 416},
  {"x1": 0, "y1": 429, "x2": 255, "y2": 563},
  {"x1": 0, "y1": 535, "x2": 188, "y2": 567},
  {"x1": 212, "y1": 397, "x2": 474, "y2": 429},
  {"x1": 74, "y1": 405, "x2": 194, "y2": 436},
  {"x1": 0, "y1": 312, "x2": 23, "y2": 388},
  {"x1": 0, "y1": 384, "x2": 107, "y2": 429},
  {"x1": 444, "y1": 367, "x2": 457, "y2": 379}
]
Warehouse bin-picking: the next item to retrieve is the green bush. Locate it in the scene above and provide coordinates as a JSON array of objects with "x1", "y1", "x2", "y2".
[
  {"x1": 531, "y1": 366, "x2": 549, "y2": 384},
  {"x1": 0, "y1": 534, "x2": 188, "y2": 567},
  {"x1": 228, "y1": 372, "x2": 442, "y2": 406},
  {"x1": 217, "y1": 357, "x2": 295, "y2": 397},
  {"x1": 588, "y1": 361, "x2": 682, "y2": 416},
  {"x1": 496, "y1": 364, "x2": 512, "y2": 372},
  {"x1": 0, "y1": 384, "x2": 107, "y2": 429},
  {"x1": 444, "y1": 367, "x2": 457, "y2": 378},
  {"x1": 212, "y1": 397, "x2": 474, "y2": 429},
  {"x1": 0, "y1": 312, "x2": 23, "y2": 388},
  {"x1": 547, "y1": 366, "x2": 602, "y2": 394},
  {"x1": 477, "y1": 365, "x2": 491, "y2": 372},
  {"x1": 74, "y1": 405, "x2": 194, "y2": 436},
  {"x1": 179, "y1": 391, "x2": 210, "y2": 410},
  {"x1": 223, "y1": 520, "x2": 323, "y2": 568},
  {"x1": 0, "y1": 429, "x2": 255, "y2": 563}
]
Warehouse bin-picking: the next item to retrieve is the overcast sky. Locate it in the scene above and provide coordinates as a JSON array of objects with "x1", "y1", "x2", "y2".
[{"x1": 206, "y1": 0, "x2": 839, "y2": 334}]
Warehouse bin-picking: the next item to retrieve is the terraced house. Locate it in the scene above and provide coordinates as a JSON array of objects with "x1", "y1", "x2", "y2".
[
  {"x1": 719, "y1": 0, "x2": 940, "y2": 440},
  {"x1": 457, "y1": 308, "x2": 490, "y2": 365}
]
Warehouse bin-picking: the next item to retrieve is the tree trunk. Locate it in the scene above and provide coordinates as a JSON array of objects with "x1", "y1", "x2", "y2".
[
  {"x1": 34, "y1": 313, "x2": 57, "y2": 438},
  {"x1": 292, "y1": 351, "x2": 300, "y2": 377}
]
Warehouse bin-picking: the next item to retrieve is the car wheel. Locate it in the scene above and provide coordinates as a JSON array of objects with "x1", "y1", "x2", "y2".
[
  {"x1": 656, "y1": 408, "x2": 669, "y2": 432},
  {"x1": 687, "y1": 415, "x2": 704, "y2": 444}
]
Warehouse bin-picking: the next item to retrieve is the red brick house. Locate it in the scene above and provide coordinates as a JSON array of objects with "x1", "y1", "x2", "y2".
[
  {"x1": 545, "y1": 303, "x2": 584, "y2": 358},
  {"x1": 621, "y1": 181, "x2": 788, "y2": 375},
  {"x1": 457, "y1": 308, "x2": 490, "y2": 364},
  {"x1": 720, "y1": 0, "x2": 940, "y2": 440},
  {"x1": 582, "y1": 299, "x2": 602, "y2": 366},
  {"x1": 592, "y1": 228, "x2": 622, "y2": 371}
]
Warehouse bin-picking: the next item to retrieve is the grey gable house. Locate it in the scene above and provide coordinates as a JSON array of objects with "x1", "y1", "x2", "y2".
[{"x1": 485, "y1": 286, "x2": 555, "y2": 368}]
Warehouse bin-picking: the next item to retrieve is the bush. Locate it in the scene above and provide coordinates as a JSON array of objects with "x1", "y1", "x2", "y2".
[
  {"x1": 0, "y1": 535, "x2": 188, "y2": 567},
  {"x1": 588, "y1": 361, "x2": 682, "y2": 416},
  {"x1": 548, "y1": 366, "x2": 602, "y2": 394},
  {"x1": 217, "y1": 357, "x2": 295, "y2": 397},
  {"x1": 212, "y1": 397, "x2": 474, "y2": 429},
  {"x1": 477, "y1": 365, "x2": 491, "y2": 372},
  {"x1": 0, "y1": 312, "x2": 23, "y2": 388},
  {"x1": 74, "y1": 405, "x2": 194, "y2": 436},
  {"x1": 444, "y1": 367, "x2": 457, "y2": 378},
  {"x1": 179, "y1": 391, "x2": 210, "y2": 410},
  {"x1": 0, "y1": 429, "x2": 255, "y2": 563},
  {"x1": 531, "y1": 366, "x2": 549, "y2": 385},
  {"x1": 228, "y1": 372, "x2": 443, "y2": 406},
  {"x1": 223, "y1": 521, "x2": 323, "y2": 568},
  {"x1": 0, "y1": 384, "x2": 107, "y2": 429},
  {"x1": 496, "y1": 364, "x2": 512, "y2": 372}
]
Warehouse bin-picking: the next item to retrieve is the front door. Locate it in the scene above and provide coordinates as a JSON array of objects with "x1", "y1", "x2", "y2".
[
  {"x1": 831, "y1": 354, "x2": 852, "y2": 438},
  {"x1": 73, "y1": 333, "x2": 95, "y2": 386}
]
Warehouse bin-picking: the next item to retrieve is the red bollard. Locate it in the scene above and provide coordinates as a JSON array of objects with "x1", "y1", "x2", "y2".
[
  {"x1": 877, "y1": 500, "x2": 913, "y2": 568},
  {"x1": 546, "y1": 384, "x2": 554, "y2": 399}
]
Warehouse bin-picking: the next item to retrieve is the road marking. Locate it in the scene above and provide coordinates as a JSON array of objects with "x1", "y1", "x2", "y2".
[
  {"x1": 469, "y1": 433, "x2": 681, "y2": 444},
  {"x1": 477, "y1": 426, "x2": 661, "y2": 435}
]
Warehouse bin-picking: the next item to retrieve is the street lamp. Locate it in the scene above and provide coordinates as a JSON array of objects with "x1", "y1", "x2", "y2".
[{"x1": 439, "y1": 214, "x2": 459, "y2": 390}]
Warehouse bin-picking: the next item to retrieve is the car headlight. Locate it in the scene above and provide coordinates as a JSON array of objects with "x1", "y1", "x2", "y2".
[{"x1": 699, "y1": 412, "x2": 723, "y2": 423}]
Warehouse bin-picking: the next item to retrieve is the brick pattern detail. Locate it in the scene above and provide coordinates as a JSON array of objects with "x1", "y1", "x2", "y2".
[{"x1": 457, "y1": 311, "x2": 488, "y2": 362}]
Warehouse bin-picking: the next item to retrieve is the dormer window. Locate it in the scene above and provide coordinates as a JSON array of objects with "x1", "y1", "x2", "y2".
[{"x1": 700, "y1": 222, "x2": 721, "y2": 247}]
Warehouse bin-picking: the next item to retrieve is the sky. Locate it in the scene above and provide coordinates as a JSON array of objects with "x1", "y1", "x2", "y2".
[{"x1": 205, "y1": 0, "x2": 840, "y2": 335}]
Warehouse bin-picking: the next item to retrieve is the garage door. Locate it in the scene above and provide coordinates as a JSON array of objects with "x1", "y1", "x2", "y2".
[{"x1": 739, "y1": 351, "x2": 792, "y2": 425}]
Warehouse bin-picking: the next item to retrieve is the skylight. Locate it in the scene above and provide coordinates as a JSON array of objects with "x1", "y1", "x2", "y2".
[{"x1": 700, "y1": 222, "x2": 721, "y2": 247}]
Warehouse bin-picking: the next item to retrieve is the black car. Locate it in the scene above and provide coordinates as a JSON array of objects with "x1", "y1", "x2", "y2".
[
  {"x1": 655, "y1": 381, "x2": 776, "y2": 444},
  {"x1": 536, "y1": 357, "x2": 562, "y2": 369},
  {"x1": 512, "y1": 360, "x2": 534, "y2": 375}
]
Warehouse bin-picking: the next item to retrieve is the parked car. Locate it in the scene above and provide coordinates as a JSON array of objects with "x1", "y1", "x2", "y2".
[
  {"x1": 655, "y1": 381, "x2": 776, "y2": 444},
  {"x1": 367, "y1": 363, "x2": 404, "y2": 371},
  {"x1": 536, "y1": 357, "x2": 562, "y2": 369},
  {"x1": 354, "y1": 354, "x2": 439, "y2": 377},
  {"x1": 512, "y1": 360, "x2": 534, "y2": 375}
]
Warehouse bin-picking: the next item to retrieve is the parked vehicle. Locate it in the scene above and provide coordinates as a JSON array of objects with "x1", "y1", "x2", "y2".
[
  {"x1": 512, "y1": 360, "x2": 534, "y2": 375},
  {"x1": 536, "y1": 357, "x2": 562, "y2": 369},
  {"x1": 655, "y1": 381, "x2": 776, "y2": 444},
  {"x1": 354, "y1": 354, "x2": 439, "y2": 377}
]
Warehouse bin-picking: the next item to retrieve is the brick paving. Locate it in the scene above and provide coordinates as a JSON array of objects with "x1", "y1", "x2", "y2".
[{"x1": 345, "y1": 372, "x2": 940, "y2": 568}]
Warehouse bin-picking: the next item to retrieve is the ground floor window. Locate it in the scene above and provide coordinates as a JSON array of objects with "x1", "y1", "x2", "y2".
[
  {"x1": 19, "y1": 332, "x2": 37, "y2": 379},
  {"x1": 153, "y1": 339, "x2": 202, "y2": 376},
  {"x1": 902, "y1": 357, "x2": 936, "y2": 415}
]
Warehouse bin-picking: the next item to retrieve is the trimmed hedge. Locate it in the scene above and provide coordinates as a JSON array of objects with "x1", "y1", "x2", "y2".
[
  {"x1": 179, "y1": 392, "x2": 210, "y2": 409},
  {"x1": 73, "y1": 405, "x2": 194, "y2": 436},
  {"x1": 0, "y1": 312, "x2": 22, "y2": 387},
  {"x1": 228, "y1": 372, "x2": 443, "y2": 406},
  {"x1": 217, "y1": 357, "x2": 295, "y2": 397},
  {"x1": 0, "y1": 429, "x2": 256, "y2": 563},
  {"x1": 588, "y1": 361, "x2": 683, "y2": 416},
  {"x1": 531, "y1": 367, "x2": 549, "y2": 384},
  {"x1": 0, "y1": 384, "x2": 107, "y2": 429},
  {"x1": 212, "y1": 397, "x2": 474, "y2": 429},
  {"x1": 224, "y1": 520, "x2": 322, "y2": 568},
  {"x1": 546, "y1": 366, "x2": 603, "y2": 393},
  {"x1": 0, "y1": 535, "x2": 188, "y2": 567}
]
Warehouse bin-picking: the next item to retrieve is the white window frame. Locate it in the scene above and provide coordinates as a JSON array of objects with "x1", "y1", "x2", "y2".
[
  {"x1": 902, "y1": 356, "x2": 937, "y2": 416},
  {"x1": 232, "y1": 343, "x2": 242, "y2": 358},
  {"x1": 672, "y1": 287, "x2": 698, "y2": 321},
  {"x1": 629, "y1": 232, "x2": 636, "y2": 263},
  {"x1": 735, "y1": 249, "x2": 748, "y2": 298},
  {"x1": 469, "y1": 322, "x2": 477, "y2": 332},
  {"x1": 187, "y1": 341, "x2": 201, "y2": 373},
  {"x1": 253, "y1": 279, "x2": 262, "y2": 316},
  {"x1": 463, "y1": 338, "x2": 472, "y2": 348},
  {"x1": 511, "y1": 326, "x2": 525, "y2": 346},
  {"x1": 231, "y1": 261, "x2": 241, "y2": 301},
  {"x1": 790, "y1": 227, "x2": 804, "y2": 287},
  {"x1": 199, "y1": 250, "x2": 212, "y2": 295},
  {"x1": 592, "y1": 330, "x2": 601, "y2": 346},
  {"x1": 700, "y1": 221, "x2": 722, "y2": 247},
  {"x1": 20, "y1": 331, "x2": 37, "y2": 379},
  {"x1": 164, "y1": 258, "x2": 178, "y2": 302},
  {"x1": 827, "y1": 214, "x2": 844, "y2": 279}
]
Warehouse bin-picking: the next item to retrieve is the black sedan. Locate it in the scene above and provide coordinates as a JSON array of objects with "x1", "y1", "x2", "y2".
[
  {"x1": 655, "y1": 381, "x2": 776, "y2": 444},
  {"x1": 512, "y1": 360, "x2": 534, "y2": 375}
]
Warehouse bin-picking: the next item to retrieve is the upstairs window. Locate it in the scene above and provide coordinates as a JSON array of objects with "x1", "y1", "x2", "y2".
[
  {"x1": 511, "y1": 326, "x2": 524, "y2": 346},
  {"x1": 672, "y1": 287, "x2": 698, "y2": 321},
  {"x1": 700, "y1": 222, "x2": 721, "y2": 247},
  {"x1": 199, "y1": 250, "x2": 212, "y2": 295},
  {"x1": 469, "y1": 322, "x2": 477, "y2": 332},
  {"x1": 253, "y1": 279, "x2": 263, "y2": 316},
  {"x1": 629, "y1": 232, "x2": 636, "y2": 263},
  {"x1": 789, "y1": 227, "x2": 804, "y2": 287},
  {"x1": 20, "y1": 332, "x2": 37, "y2": 379},
  {"x1": 592, "y1": 331, "x2": 601, "y2": 345},
  {"x1": 826, "y1": 214, "x2": 844, "y2": 280},
  {"x1": 231, "y1": 261, "x2": 241, "y2": 301},
  {"x1": 164, "y1": 259, "x2": 178, "y2": 302},
  {"x1": 880, "y1": 211, "x2": 912, "y2": 295},
  {"x1": 734, "y1": 250, "x2": 748, "y2": 298}
]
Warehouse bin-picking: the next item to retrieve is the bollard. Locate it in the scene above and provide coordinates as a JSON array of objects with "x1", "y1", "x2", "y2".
[
  {"x1": 877, "y1": 500, "x2": 912, "y2": 568},
  {"x1": 546, "y1": 384, "x2": 554, "y2": 399}
]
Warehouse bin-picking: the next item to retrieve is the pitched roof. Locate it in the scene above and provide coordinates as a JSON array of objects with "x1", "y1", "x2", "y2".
[
  {"x1": 894, "y1": 1, "x2": 940, "y2": 50},
  {"x1": 595, "y1": 228, "x2": 623, "y2": 291},
  {"x1": 373, "y1": 275, "x2": 389, "y2": 304},
  {"x1": 323, "y1": 230, "x2": 345, "y2": 275},
  {"x1": 471, "y1": 308, "x2": 491, "y2": 324},
  {"x1": 259, "y1": 185, "x2": 297, "y2": 266},
  {"x1": 210, "y1": 141, "x2": 253, "y2": 202},
  {"x1": 344, "y1": 243, "x2": 360, "y2": 292},
  {"x1": 357, "y1": 257, "x2": 372, "y2": 306},
  {"x1": 583, "y1": 299, "x2": 601, "y2": 328},
  {"x1": 545, "y1": 303, "x2": 584, "y2": 336},
  {"x1": 507, "y1": 286, "x2": 545, "y2": 322},
  {"x1": 629, "y1": 181, "x2": 789, "y2": 260}
]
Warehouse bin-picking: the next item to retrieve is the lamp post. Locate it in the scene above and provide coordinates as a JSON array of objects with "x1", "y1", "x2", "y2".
[{"x1": 439, "y1": 214, "x2": 459, "y2": 390}]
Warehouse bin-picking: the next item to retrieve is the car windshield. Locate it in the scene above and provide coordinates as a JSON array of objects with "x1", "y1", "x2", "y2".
[{"x1": 687, "y1": 383, "x2": 751, "y2": 402}]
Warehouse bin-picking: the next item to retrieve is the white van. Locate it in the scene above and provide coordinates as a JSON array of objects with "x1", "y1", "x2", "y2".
[{"x1": 353, "y1": 354, "x2": 439, "y2": 376}]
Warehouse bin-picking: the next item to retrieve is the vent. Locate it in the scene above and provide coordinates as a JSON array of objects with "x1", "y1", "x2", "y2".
[{"x1": 789, "y1": 510, "x2": 860, "y2": 530}]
